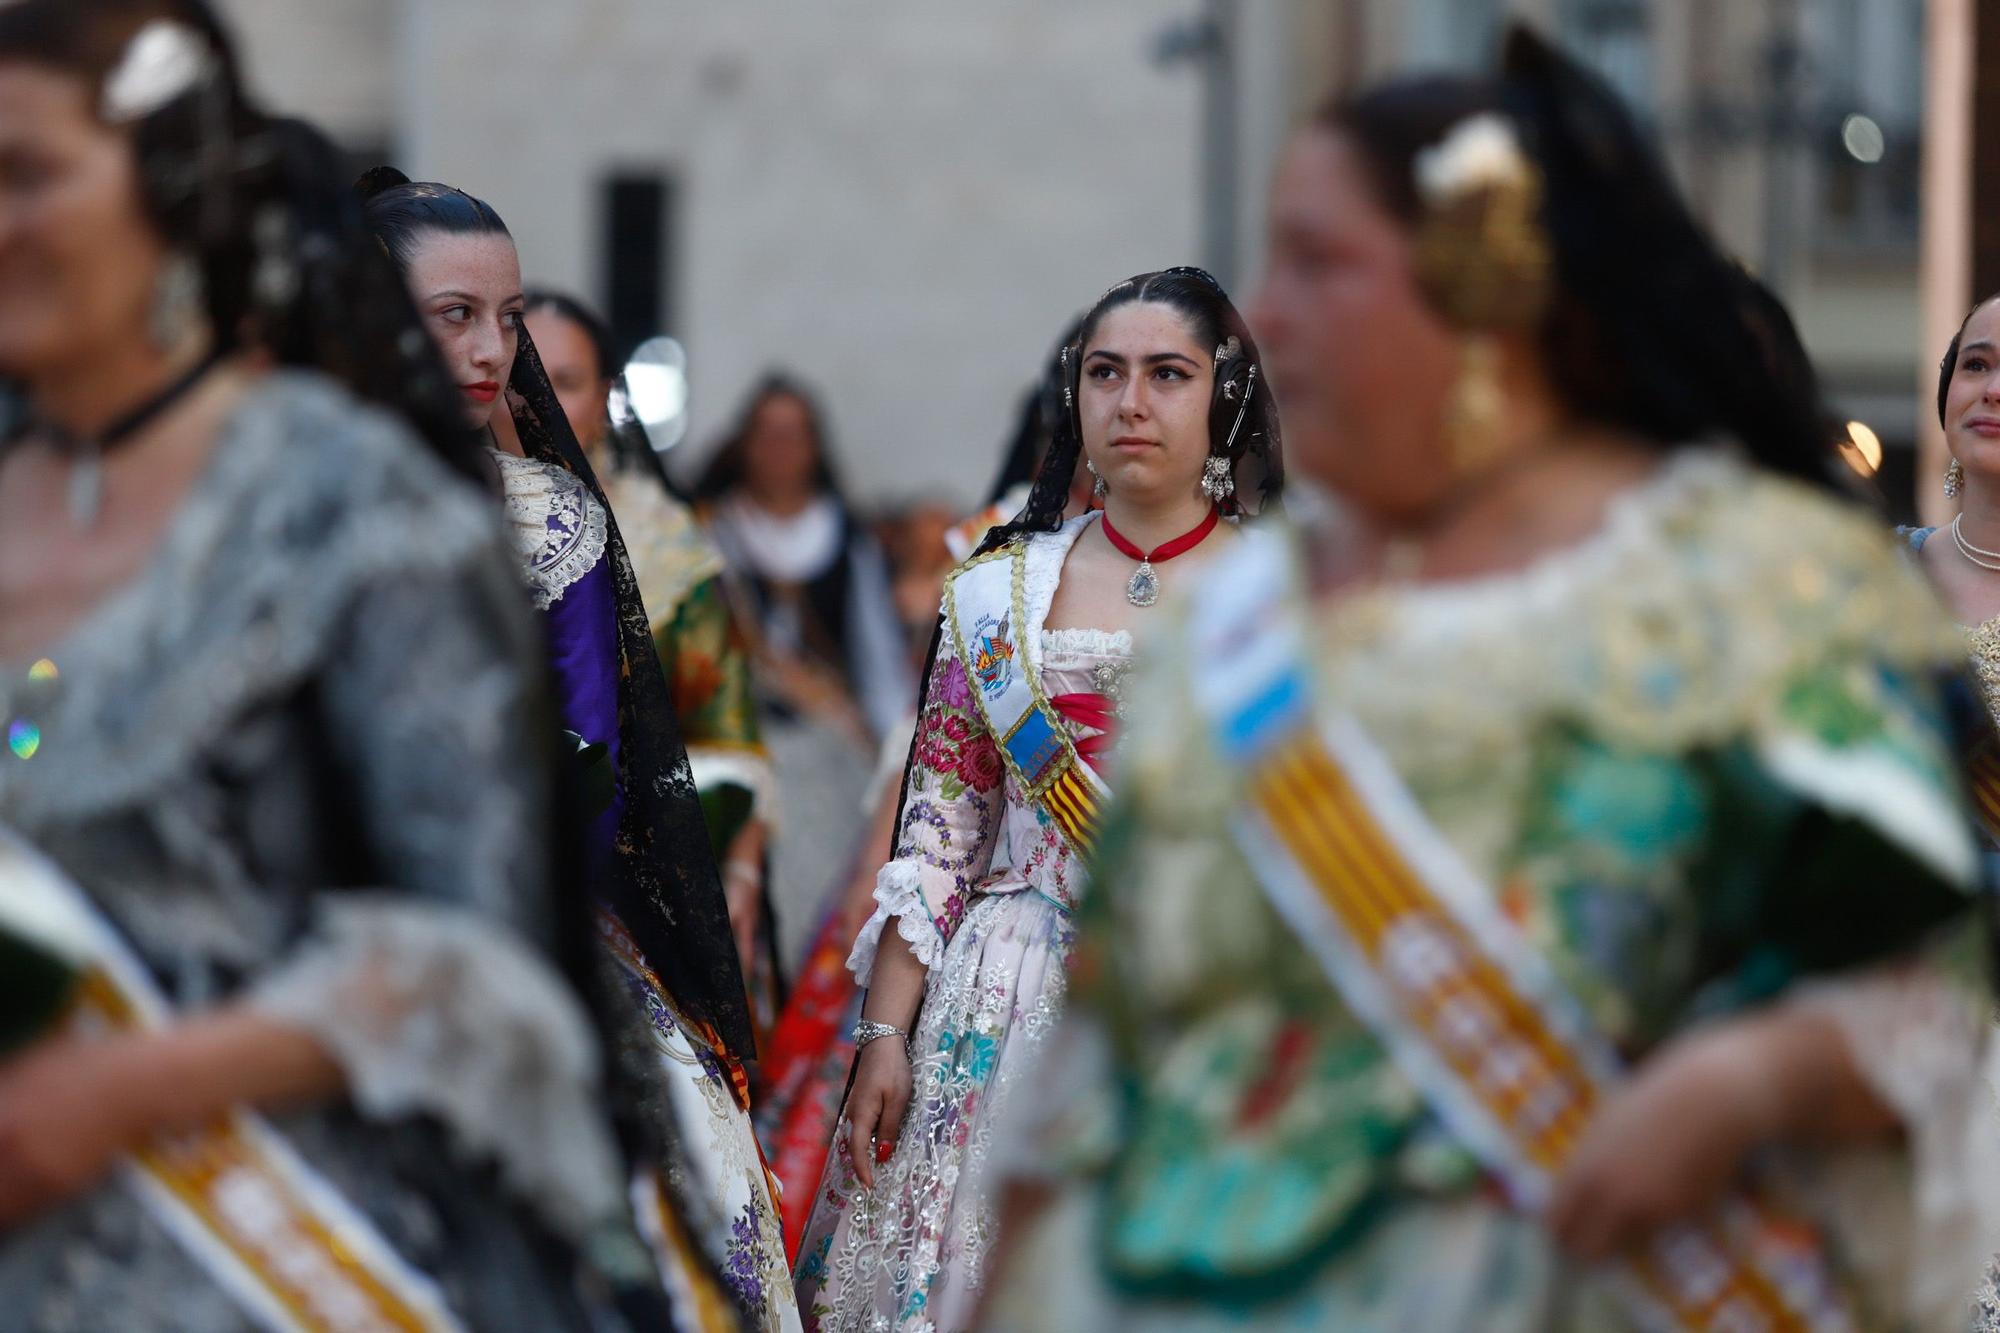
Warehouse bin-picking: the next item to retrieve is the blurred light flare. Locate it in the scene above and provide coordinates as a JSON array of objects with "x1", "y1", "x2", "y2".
[
  {"x1": 1840, "y1": 420, "x2": 1883, "y2": 477},
  {"x1": 8, "y1": 719, "x2": 39, "y2": 759},
  {"x1": 1840, "y1": 114, "x2": 1885, "y2": 164},
  {"x1": 27, "y1": 658, "x2": 57, "y2": 682}
]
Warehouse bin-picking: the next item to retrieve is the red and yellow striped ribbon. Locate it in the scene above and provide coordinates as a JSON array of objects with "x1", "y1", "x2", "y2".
[
  {"x1": 1252, "y1": 737, "x2": 1826, "y2": 1332},
  {"x1": 1039, "y1": 763, "x2": 1103, "y2": 859},
  {"x1": 1966, "y1": 737, "x2": 2000, "y2": 845},
  {"x1": 74, "y1": 971, "x2": 455, "y2": 1333}
]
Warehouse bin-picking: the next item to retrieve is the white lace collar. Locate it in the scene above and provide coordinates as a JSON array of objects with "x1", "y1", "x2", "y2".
[
  {"x1": 1353, "y1": 447, "x2": 1731, "y2": 642},
  {"x1": 712, "y1": 493, "x2": 843, "y2": 584},
  {"x1": 1017, "y1": 512, "x2": 1104, "y2": 674},
  {"x1": 489, "y1": 449, "x2": 609, "y2": 611}
]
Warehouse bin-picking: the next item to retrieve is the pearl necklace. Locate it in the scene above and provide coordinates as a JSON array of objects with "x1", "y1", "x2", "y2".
[{"x1": 1953, "y1": 515, "x2": 2000, "y2": 572}]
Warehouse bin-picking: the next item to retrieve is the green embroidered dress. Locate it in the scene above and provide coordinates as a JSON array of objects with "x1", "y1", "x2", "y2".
[{"x1": 999, "y1": 451, "x2": 1997, "y2": 1331}]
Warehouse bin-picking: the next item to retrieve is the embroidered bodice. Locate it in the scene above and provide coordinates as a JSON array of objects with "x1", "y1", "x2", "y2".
[
  {"x1": 848, "y1": 516, "x2": 1131, "y2": 984},
  {"x1": 1057, "y1": 449, "x2": 1989, "y2": 1315}
]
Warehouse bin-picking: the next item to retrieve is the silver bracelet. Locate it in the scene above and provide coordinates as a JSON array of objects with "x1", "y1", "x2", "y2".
[{"x1": 853, "y1": 1019, "x2": 907, "y2": 1049}]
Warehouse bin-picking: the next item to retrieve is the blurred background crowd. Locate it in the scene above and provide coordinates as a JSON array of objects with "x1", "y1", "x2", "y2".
[{"x1": 204, "y1": 0, "x2": 1977, "y2": 942}]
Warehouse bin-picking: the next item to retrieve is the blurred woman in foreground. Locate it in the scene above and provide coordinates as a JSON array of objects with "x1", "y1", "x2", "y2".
[
  {"x1": 0, "y1": 2, "x2": 670, "y2": 1327},
  {"x1": 995, "y1": 27, "x2": 1998, "y2": 1332}
]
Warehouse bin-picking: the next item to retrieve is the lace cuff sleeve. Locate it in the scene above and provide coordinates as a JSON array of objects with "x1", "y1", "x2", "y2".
[
  {"x1": 844, "y1": 619, "x2": 1002, "y2": 985},
  {"x1": 847, "y1": 860, "x2": 946, "y2": 987},
  {"x1": 1789, "y1": 955, "x2": 2000, "y2": 1320},
  {"x1": 299, "y1": 549, "x2": 628, "y2": 1243},
  {"x1": 249, "y1": 897, "x2": 625, "y2": 1241}
]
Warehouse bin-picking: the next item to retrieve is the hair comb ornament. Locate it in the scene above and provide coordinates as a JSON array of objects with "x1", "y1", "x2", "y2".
[
  {"x1": 1160, "y1": 265, "x2": 1226, "y2": 293},
  {"x1": 101, "y1": 20, "x2": 218, "y2": 124},
  {"x1": 1410, "y1": 113, "x2": 1551, "y2": 334}
]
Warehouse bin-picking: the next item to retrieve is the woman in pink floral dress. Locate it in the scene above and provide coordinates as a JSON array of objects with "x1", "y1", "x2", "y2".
[{"x1": 792, "y1": 270, "x2": 1284, "y2": 1331}]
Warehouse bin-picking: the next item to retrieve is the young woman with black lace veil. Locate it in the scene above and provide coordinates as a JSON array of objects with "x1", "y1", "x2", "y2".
[
  {"x1": 0, "y1": 2, "x2": 696, "y2": 1329},
  {"x1": 790, "y1": 267, "x2": 1283, "y2": 1331},
  {"x1": 358, "y1": 169, "x2": 800, "y2": 1333}
]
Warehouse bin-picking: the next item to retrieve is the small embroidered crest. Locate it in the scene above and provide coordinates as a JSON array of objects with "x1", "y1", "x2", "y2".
[{"x1": 971, "y1": 613, "x2": 1017, "y2": 698}]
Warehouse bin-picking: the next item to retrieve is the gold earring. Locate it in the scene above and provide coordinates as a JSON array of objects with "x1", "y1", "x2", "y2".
[{"x1": 1445, "y1": 334, "x2": 1505, "y2": 473}]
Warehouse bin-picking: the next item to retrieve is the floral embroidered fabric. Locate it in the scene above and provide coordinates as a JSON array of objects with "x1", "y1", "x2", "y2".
[
  {"x1": 797, "y1": 515, "x2": 1125, "y2": 1331},
  {"x1": 1003, "y1": 451, "x2": 1996, "y2": 1331}
]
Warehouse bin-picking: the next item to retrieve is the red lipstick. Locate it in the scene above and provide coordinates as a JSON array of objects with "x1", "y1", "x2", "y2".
[{"x1": 463, "y1": 381, "x2": 500, "y2": 404}]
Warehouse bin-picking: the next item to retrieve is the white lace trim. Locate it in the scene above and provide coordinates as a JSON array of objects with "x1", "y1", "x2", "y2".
[
  {"x1": 1789, "y1": 966, "x2": 2000, "y2": 1324},
  {"x1": 1040, "y1": 626, "x2": 1132, "y2": 659},
  {"x1": 491, "y1": 450, "x2": 611, "y2": 611},
  {"x1": 686, "y1": 746, "x2": 777, "y2": 828},
  {"x1": 846, "y1": 860, "x2": 937, "y2": 987},
  {"x1": 1288, "y1": 445, "x2": 1967, "y2": 769},
  {"x1": 1377, "y1": 448, "x2": 1730, "y2": 637},
  {"x1": 248, "y1": 897, "x2": 626, "y2": 1244},
  {"x1": 711, "y1": 494, "x2": 844, "y2": 585},
  {"x1": 1013, "y1": 513, "x2": 1100, "y2": 674},
  {"x1": 1757, "y1": 733, "x2": 1979, "y2": 888}
]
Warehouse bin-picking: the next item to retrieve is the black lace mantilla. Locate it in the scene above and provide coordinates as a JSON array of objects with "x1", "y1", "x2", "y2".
[{"x1": 507, "y1": 332, "x2": 755, "y2": 1060}]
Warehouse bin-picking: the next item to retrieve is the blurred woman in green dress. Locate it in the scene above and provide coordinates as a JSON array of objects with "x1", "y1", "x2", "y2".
[{"x1": 996, "y1": 28, "x2": 2000, "y2": 1332}]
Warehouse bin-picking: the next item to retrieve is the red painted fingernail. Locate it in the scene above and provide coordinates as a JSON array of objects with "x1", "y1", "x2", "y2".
[{"x1": 876, "y1": 1140, "x2": 894, "y2": 1163}]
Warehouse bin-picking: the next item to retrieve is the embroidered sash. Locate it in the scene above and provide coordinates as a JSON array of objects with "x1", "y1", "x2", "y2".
[
  {"x1": 944, "y1": 542, "x2": 1108, "y2": 858},
  {"x1": 1965, "y1": 735, "x2": 2000, "y2": 845},
  {"x1": 1186, "y1": 534, "x2": 1851, "y2": 1333},
  {"x1": 0, "y1": 830, "x2": 466, "y2": 1333}
]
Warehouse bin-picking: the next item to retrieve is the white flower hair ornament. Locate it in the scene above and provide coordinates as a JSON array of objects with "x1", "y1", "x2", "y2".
[
  {"x1": 1415, "y1": 114, "x2": 1534, "y2": 207},
  {"x1": 1409, "y1": 112, "x2": 1551, "y2": 334},
  {"x1": 101, "y1": 19, "x2": 218, "y2": 124}
]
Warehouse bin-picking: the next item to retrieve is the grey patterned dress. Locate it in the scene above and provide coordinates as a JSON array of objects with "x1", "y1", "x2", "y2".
[{"x1": 0, "y1": 372, "x2": 652, "y2": 1331}]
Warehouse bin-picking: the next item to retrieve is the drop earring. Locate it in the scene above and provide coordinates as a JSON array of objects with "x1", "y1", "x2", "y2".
[
  {"x1": 1445, "y1": 334, "x2": 1505, "y2": 473},
  {"x1": 149, "y1": 250, "x2": 207, "y2": 355},
  {"x1": 1087, "y1": 460, "x2": 1107, "y2": 500},
  {"x1": 1200, "y1": 455, "x2": 1234, "y2": 504},
  {"x1": 1947, "y1": 457, "x2": 1965, "y2": 499}
]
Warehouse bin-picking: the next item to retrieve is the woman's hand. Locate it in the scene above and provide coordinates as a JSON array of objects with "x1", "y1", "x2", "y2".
[
  {"x1": 0, "y1": 1009, "x2": 343, "y2": 1229},
  {"x1": 845, "y1": 1034, "x2": 914, "y2": 1191},
  {"x1": 0, "y1": 1034, "x2": 147, "y2": 1226},
  {"x1": 1546, "y1": 1007, "x2": 1894, "y2": 1262},
  {"x1": 722, "y1": 820, "x2": 767, "y2": 972}
]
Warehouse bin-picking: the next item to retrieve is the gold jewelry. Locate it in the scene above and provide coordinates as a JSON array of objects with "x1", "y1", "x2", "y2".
[
  {"x1": 1445, "y1": 335, "x2": 1506, "y2": 472},
  {"x1": 1411, "y1": 116, "x2": 1551, "y2": 480}
]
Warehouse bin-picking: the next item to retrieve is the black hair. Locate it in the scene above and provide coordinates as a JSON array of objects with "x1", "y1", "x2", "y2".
[
  {"x1": 977, "y1": 267, "x2": 1283, "y2": 555},
  {"x1": 357, "y1": 169, "x2": 758, "y2": 1064},
  {"x1": 1939, "y1": 295, "x2": 2000, "y2": 429},
  {"x1": 1318, "y1": 27, "x2": 1837, "y2": 487},
  {"x1": 692, "y1": 371, "x2": 848, "y2": 506},
  {"x1": 0, "y1": 0, "x2": 485, "y2": 476},
  {"x1": 353, "y1": 166, "x2": 509, "y2": 268},
  {"x1": 980, "y1": 313, "x2": 1086, "y2": 507},
  {"x1": 525, "y1": 288, "x2": 616, "y2": 385}
]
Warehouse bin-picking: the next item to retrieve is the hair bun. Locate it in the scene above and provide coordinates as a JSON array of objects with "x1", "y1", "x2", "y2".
[{"x1": 353, "y1": 165, "x2": 411, "y2": 202}]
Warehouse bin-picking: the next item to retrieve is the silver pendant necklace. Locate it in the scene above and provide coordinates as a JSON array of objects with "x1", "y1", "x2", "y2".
[
  {"x1": 1125, "y1": 560, "x2": 1160, "y2": 608},
  {"x1": 1099, "y1": 507, "x2": 1220, "y2": 608},
  {"x1": 67, "y1": 439, "x2": 105, "y2": 528}
]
